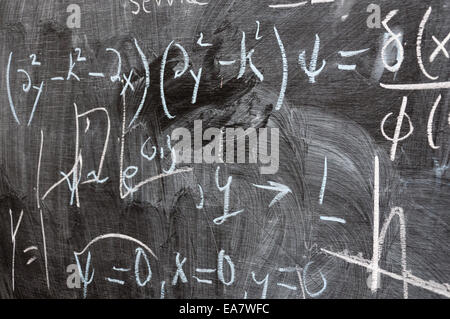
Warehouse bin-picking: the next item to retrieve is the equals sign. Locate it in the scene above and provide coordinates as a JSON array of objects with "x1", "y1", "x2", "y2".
[{"x1": 24, "y1": 246, "x2": 39, "y2": 265}]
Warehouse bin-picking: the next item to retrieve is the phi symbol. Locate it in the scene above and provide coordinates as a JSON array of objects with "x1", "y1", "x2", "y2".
[{"x1": 381, "y1": 96, "x2": 414, "y2": 162}]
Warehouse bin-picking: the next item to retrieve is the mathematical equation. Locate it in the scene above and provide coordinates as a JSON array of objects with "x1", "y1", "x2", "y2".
[
  {"x1": 1, "y1": 1, "x2": 449, "y2": 299},
  {"x1": 67, "y1": 234, "x2": 325, "y2": 299}
]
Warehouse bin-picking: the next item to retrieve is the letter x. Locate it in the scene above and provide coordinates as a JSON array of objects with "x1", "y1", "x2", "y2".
[
  {"x1": 430, "y1": 32, "x2": 450, "y2": 63},
  {"x1": 120, "y1": 70, "x2": 135, "y2": 96},
  {"x1": 172, "y1": 253, "x2": 187, "y2": 285}
]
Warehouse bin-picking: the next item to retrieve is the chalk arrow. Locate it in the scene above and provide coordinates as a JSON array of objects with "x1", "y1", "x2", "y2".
[{"x1": 253, "y1": 182, "x2": 292, "y2": 208}]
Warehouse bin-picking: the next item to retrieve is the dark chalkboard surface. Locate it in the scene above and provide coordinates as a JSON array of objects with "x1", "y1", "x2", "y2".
[{"x1": 0, "y1": 0, "x2": 449, "y2": 299}]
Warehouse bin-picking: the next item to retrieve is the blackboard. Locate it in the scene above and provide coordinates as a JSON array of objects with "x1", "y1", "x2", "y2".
[{"x1": 0, "y1": 0, "x2": 449, "y2": 299}]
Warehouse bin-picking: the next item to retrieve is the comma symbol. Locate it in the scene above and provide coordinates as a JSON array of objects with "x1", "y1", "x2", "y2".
[{"x1": 67, "y1": 4, "x2": 81, "y2": 29}]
